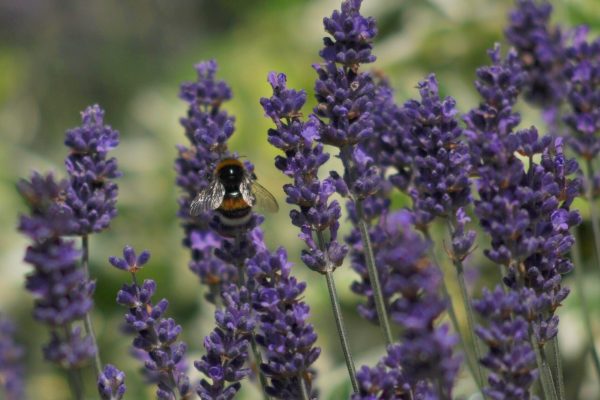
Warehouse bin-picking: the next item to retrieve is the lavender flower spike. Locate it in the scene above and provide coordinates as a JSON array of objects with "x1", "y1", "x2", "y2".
[
  {"x1": 98, "y1": 364, "x2": 126, "y2": 400},
  {"x1": 261, "y1": 72, "x2": 347, "y2": 274},
  {"x1": 64, "y1": 104, "x2": 121, "y2": 235},
  {"x1": 110, "y1": 246, "x2": 192, "y2": 400},
  {"x1": 505, "y1": 0, "x2": 567, "y2": 121},
  {"x1": 175, "y1": 60, "x2": 236, "y2": 302},
  {"x1": 406, "y1": 74, "x2": 472, "y2": 228},
  {"x1": 313, "y1": 0, "x2": 394, "y2": 346},
  {"x1": 262, "y1": 71, "x2": 356, "y2": 392},
  {"x1": 474, "y1": 287, "x2": 539, "y2": 400},
  {"x1": 247, "y1": 229, "x2": 321, "y2": 399},
  {"x1": 18, "y1": 172, "x2": 96, "y2": 369},
  {"x1": 0, "y1": 315, "x2": 25, "y2": 400},
  {"x1": 195, "y1": 285, "x2": 254, "y2": 399}
]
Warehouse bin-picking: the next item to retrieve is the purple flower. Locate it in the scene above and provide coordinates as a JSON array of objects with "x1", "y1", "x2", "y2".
[
  {"x1": 474, "y1": 287, "x2": 539, "y2": 400},
  {"x1": 195, "y1": 285, "x2": 254, "y2": 400},
  {"x1": 175, "y1": 60, "x2": 237, "y2": 301},
  {"x1": 0, "y1": 315, "x2": 25, "y2": 400},
  {"x1": 563, "y1": 26, "x2": 600, "y2": 160},
  {"x1": 98, "y1": 364, "x2": 126, "y2": 400},
  {"x1": 505, "y1": 0, "x2": 567, "y2": 113},
  {"x1": 465, "y1": 45, "x2": 581, "y2": 378},
  {"x1": 17, "y1": 172, "x2": 97, "y2": 368},
  {"x1": 405, "y1": 74, "x2": 472, "y2": 228},
  {"x1": 352, "y1": 364, "x2": 407, "y2": 400},
  {"x1": 367, "y1": 77, "x2": 413, "y2": 192},
  {"x1": 246, "y1": 230, "x2": 320, "y2": 399},
  {"x1": 109, "y1": 245, "x2": 150, "y2": 273},
  {"x1": 64, "y1": 104, "x2": 121, "y2": 235},
  {"x1": 261, "y1": 72, "x2": 348, "y2": 273},
  {"x1": 111, "y1": 247, "x2": 192, "y2": 400},
  {"x1": 313, "y1": 0, "x2": 381, "y2": 202},
  {"x1": 320, "y1": 0, "x2": 377, "y2": 67}
]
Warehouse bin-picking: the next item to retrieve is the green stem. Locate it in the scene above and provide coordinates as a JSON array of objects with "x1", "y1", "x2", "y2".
[
  {"x1": 250, "y1": 335, "x2": 270, "y2": 400},
  {"x1": 445, "y1": 223, "x2": 487, "y2": 394},
  {"x1": 338, "y1": 144, "x2": 393, "y2": 345},
  {"x1": 423, "y1": 228, "x2": 485, "y2": 397},
  {"x1": 548, "y1": 337, "x2": 565, "y2": 400},
  {"x1": 299, "y1": 375, "x2": 310, "y2": 400},
  {"x1": 585, "y1": 159, "x2": 600, "y2": 277},
  {"x1": 571, "y1": 229, "x2": 600, "y2": 380},
  {"x1": 316, "y1": 231, "x2": 358, "y2": 393},
  {"x1": 81, "y1": 235, "x2": 103, "y2": 379},
  {"x1": 66, "y1": 368, "x2": 84, "y2": 400},
  {"x1": 531, "y1": 333, "x2": 558, "y2": 400},
  {"x1": 354, "y1": 199, "x2": 394, "y2": 346}
]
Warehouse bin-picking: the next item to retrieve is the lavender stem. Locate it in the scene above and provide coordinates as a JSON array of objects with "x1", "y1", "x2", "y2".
[
  {"x1": 81, "y1": 235, "x2": 103, "y2": 379},
  {"x1": 423, "y1": 228, "x2": 484, "y2": 397},
  {"x1": 299, "y1": 375, "x2": 310, "y2": 400},
  {"x1": 548, "y1": 337, "x2": 565, "y2": 400},
  {"x1": 446, "y1": 222, "x2": 487, "y2": 394},
  {"x1": 315, "y1": 230, "x2": 358, "y2": 392},
  {"x1": 354, "y1": 199, "x2": 394, "y2": 346},
  {"x1": 571, "y1": 229, "x2": 600, "y2": 380},
  {"x1": 531, "y1": 332, "x2": 558, "y2": 400}
]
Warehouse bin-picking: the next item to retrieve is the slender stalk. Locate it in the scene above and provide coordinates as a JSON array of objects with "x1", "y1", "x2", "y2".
[
  {"x1": 81, "y1": 235, "x2": 103, "y2": 379},
  {"x1": 548, "y1": 337, "x2": 565, "y2": 400},
  {"x1": 531, "y1": 333, "x2": 558, "y2": 400},
  {"x1": 584, "y1": 159, "x2": 600, "y2": 276},
  {"x1": 66, "y1": 367, "x2": 84, "y2": 400},
  {"x1": 572, "y1": 229, "x2": 600, "y2": 380},
  {"x1": 338, "y1": 144, "x2": 393, "y2": 345},
  {"x1": 446, "y1": 221, "x2": 487, "y2": 393},
  {"x1": 250, "y1": 335, "x2": 270, "y2": 400},
  {"x1": 354, "y1": 200, "x2": 394, "y2": 345},
  {"x1": 299, "y1": 375, "x2": 310, "y2": 400},
  {"x1": 422, "y1": 228, "x2": 486, "y2": 397},
  {"x1": 316, "y1": 231, "x2": 358, "y2": 393},
  {"x1": 232, "y1": 233, "x2": 270, "y2": 400}
]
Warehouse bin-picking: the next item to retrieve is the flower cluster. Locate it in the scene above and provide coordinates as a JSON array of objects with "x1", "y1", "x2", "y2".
[
  {"x1": 355, "y1": 211, "x2": 460, "y2": 398},
  {"x1": 313, "y1": 0, "x2": 380, "y2": 201},
  {"x1": 175, "y1": 60, "x2": 237, "y2": 301},
  {"x1": 110, "y1": 246, "x2": 192, "y2": 399},
  {"x1": 505, "y1": 0, "x2": 567, "y2": 113},
  {"x1": 63, "y1": 104, "x2": 121, "y2": 235},
  {"x1": 366, "y1": 77, "x2": 412, "y2": 193},
  {"x1": 405, "y1": 74, "x2": 471, "y2": 228},
  {"x1": 98, "y1": 364, "x2": 127, "y2": 400},
  {"x1": 195, "y1": 285, "x2": 254, "y2": 399},
  {"x1": 465, "y1": 44, "x2": 581, "y2": 396},
  {"x1": 246, "y1": 230, "x2": 321, "y2": 399},
  {"x1": 474, "y1": 287, "x2": 539, "y2": 400},
  {"x1": 17, "y1": 172, "x2": 96, "y2": 368},
  {"x1": 261, "y1": 72, "x2": 347, "y2": 273},
  {"x1": 563, "y1": 27, "x2": 600, "y2": 161},
  {"x1": 0, "y1": 315, "x2": 25, "y2": 400}
]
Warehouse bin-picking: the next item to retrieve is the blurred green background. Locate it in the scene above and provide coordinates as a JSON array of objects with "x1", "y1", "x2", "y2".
[{"x1": 1, "y1": 0, "x2": 599, "y2": 398}]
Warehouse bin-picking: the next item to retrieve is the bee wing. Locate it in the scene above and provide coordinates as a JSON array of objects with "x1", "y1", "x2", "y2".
[
  {"x1": 240, "y1": 174, "x2": 257, "y2": 207},
  {"x1": 190, "y1": 180, "x2": 225, "y2": 216},
  {"x1": 251, "y1": 180, "x2": 279, "y2": 213}
]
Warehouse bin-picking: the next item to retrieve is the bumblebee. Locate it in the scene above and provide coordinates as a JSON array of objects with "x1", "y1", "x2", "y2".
[{"x1": 190, "y1": 158, "x2": 278, "y2": 227}]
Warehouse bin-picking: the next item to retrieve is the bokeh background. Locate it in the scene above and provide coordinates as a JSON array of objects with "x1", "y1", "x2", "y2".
[{"x1": 1, "y1": 0, "x2": 599, "y2": 398}]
